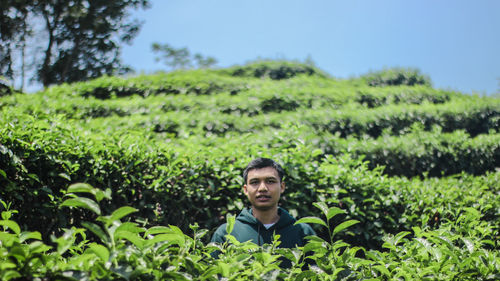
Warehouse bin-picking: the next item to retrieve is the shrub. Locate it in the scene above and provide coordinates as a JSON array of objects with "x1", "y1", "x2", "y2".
[
  {"x1": 361, "y1": 67, "x2": 432, "y2": 87},
  {"x1": 227, "y1": 60, "x2": 328, "y2": 80}
]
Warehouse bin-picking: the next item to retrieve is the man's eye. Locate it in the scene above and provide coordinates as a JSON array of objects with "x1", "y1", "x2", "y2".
[
  {"x1": 250, "y1": 181, "x2": 259, "y2": 185},
  {"x1": 266, "y1": 179, "x2": 276, "y2": 184}
]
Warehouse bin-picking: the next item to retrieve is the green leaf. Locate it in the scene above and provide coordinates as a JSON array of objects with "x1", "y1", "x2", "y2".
[
  {"x1": 295, "y1": 216, "x2": 327, "y2": 228},
  {"x1": 53, "y1": 229, "x2": 76, "y2": 255},
  {"x1": 146, "y1": 233, "x2": 185, "y2": 247},
  {"x1": 313, "y1": 202, "x2": 329, "y2": 218},
  {"x1": 393, "y1": 231, "x2": 411, "y2": 245},
  {"x1": 312, "y1": 148, "x2": 323, "y2": 157},
  {"x1": 0, "y1": 220, "x2": 21, "y2": 234},
  {"x1": 58, "y1": 173, "x2": 71, "y2": 181},
  {"x1": 332, "y1": 219, "x2": 359, "y2": 236},
  {"x1": 82, "y1": 221, "x2": 109, "y2": 244},
  {"x1": 28, "y1": 241, "x2": 52, "y2": 254},
  {"x1": 89, "y1": 243, "x2": 109, "y2": 262},
  {"x1": 67, "y1": 183, "x2": 95, "y2": 195},
  {"x1": 109, "y1": 206, "x2": 138, "y2": 223},
  {"x1": 115, "y1": 230, "x2": 145, "y2": 249},
  {"x1": 60, "y1": 197, "x2": 101, "y2": 215},
  {"x1": 145, "y1": 226, "x2": 174, "y2": 235},
  {"x1": 218, "y1": 261, "x2": 230, "y2": 277},
  {"x1": 462, "y1": 238, "x2": 474, "y2": 253},
  {"x1": 19, "y1": 231, "x2": 42, "y2": 243},
  {"x1": 226, "y1": 214, "x2": 236, "y2": 235},
  {"x1": 0, "y1": 232, "x2": 17, "y2": 246},
  {"x1": 95, "y1": 188, "x2": 112, "y2": 202},
  {"x1": 374, "y1": 265, "x2": 391, "y2": 276},
  {"x1": 326, "y1": 207, "x2": 345, "y2": 221},
  {"x1": 115, "y1": 222, "x2": 145, "y2": 234},
  {"x1": 2, "y1": 270, "x2": 22, "y2": 280}
]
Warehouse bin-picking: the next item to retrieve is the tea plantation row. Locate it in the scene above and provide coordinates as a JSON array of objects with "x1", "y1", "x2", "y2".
[
  {"x1": 1, "y1": 112, "x2": 498, "y2": 248},
  {"x1": 1, "y1": 183, "x2": 498, "y2": 280},
  {"x1": 1, "y1": 61, "x2": 499, "y2": 280}
]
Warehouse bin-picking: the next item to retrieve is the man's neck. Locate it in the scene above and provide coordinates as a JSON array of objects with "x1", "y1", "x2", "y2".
[{"x1": 251, "y1": 206, "x2": 280, "y2": 225}]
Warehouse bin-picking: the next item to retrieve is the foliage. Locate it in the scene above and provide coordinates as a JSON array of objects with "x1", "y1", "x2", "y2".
[
  {"x1": 0, "y1": 0, "x2": 31, "y2": 79},
  {"x1": 0, "y1": 60, "x2": 499, "y2": 279},
  {"x1": 225, "y1": 60, "x2": 328, "y2": 80},
  {"x1": 0, "y1": 189, "x2": 498, "y2": 280},
  {"x1": 361, "y1": 67, "x2": 432, "y2": 87},
  {"x1": 152, "y1": 42, "x2": 218, "y2": 70},
  {"x1": 0, "y1": 78, "x2": 14, "y2": 97},
  {"x1": 0, "y1": 0, "x2": 150, "y2": 87}
]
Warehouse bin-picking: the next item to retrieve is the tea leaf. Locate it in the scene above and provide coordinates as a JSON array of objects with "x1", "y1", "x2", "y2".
[
  {"x1": 0, "y1": 220, "x2": 21, "y2": 234},
  {"x1": 109, "y1": 206, "x2": 138, "y2": 222},
  {"x1": 60, "y1": 197, "x2": 101, "y2": 215},
  {"x1": 333, "y1": 219, "x2": 359, "y2": 236},
  {"x1": 146, "y1": 226, "x2": 173, "y2": 235},
  {"x1": 82, "y1": 221, "x2": 109, "y2": 244},
  {"x1": 115, "y1": 230, "x2": 145, "y2": 249},
  {"x1": 146, "y1": 233, "x2": 185, "y2": 247},
  {"x1": 462, "y1": 238, "x2": 474, "y2": 253},
  {"x1": 295, "y1": 216, "x2": 327, "y2": 228},
  {"x1": 326, "y1": 207, "x2": 345, "y2": 221},
  {"x1": 67, "y1": 183, "x2": 95, "y2": 195},
  {"x1": 19, "y1": 231, "x2": 42, "y2": 243},
  {"x1": 89, "y1": 243, "x2": 109, "y2": 262},
  {"x1": 226, "y1": 213, "x2": 236, "y2": 235},
  {"x1": 313, "y1": 202, "x2": 329, "y2": 218}
]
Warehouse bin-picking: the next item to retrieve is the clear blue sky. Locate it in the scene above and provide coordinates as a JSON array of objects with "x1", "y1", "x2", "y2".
[{"x1": 122, "y1": 0, "x2": 500, "y2": 95}]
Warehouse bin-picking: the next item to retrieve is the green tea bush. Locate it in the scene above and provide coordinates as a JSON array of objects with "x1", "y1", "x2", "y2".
[
  {"x1": 1, "y1": 61, "x2": 499, "y2": 279},
  {"x1": 1, "y1": 188, "x2": 498, "y2": 280},
  {"x1": 0, "y1": 79, "x2": 14, "y2": 97},
  {"x1": 361, "y1": 67, "x2": 432, "y2": 87},
  {"x1": 355, "y1": 86, "x2": 457, "y2": 108},
  {"x1": 58, "y1": 70, "x2": 251, "y2": 99},
  {"x1": 226, "y1": 60, "x2": 328, "y2": 80},
  {"x1": 345, "y1": 129, "x2": 500, "y2": 177}
]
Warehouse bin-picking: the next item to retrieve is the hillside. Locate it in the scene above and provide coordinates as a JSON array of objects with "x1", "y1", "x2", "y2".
[{"x1": 0, "y1": 61, "x2": 499, "y2": 280}]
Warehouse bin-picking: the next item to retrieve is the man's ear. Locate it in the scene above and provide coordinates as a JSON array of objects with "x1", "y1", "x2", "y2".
[
  {"x1": 280, "y1": 182, "x2": 285, "y2": 194},
  {"x1": 243, "y1": 184, "x2": 248, "y2": 195}
]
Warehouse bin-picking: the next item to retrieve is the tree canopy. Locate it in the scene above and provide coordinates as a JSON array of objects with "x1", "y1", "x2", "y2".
[
  {"x1": 0, "y1": 0, "x2": 150, "y2": 88},
  {"x1": 152, "y1": 42, "x2": 218, "y2": 70}
]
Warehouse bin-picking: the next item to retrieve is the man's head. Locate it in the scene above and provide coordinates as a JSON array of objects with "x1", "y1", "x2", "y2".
[
  {"x1": 243, "y1": 158, "x2": 285, "y2": 211},
  {"x1": 243, "y1": 158, "x2": 285, "y2": 184}
]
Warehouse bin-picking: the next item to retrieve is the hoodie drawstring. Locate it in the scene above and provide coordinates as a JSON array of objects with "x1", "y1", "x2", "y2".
[{"x1": 257, "y1": 223, "x2": 261, "y2": 246}]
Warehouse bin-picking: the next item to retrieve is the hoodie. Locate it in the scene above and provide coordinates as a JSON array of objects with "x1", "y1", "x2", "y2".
[{"x1": 211, "y1": 207, "x2": 316, "y2": 248}]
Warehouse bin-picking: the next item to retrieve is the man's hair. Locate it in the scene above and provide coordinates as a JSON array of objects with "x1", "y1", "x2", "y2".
[{"x1": 243, "y1": 158, "x2": 285, "y2": 184}]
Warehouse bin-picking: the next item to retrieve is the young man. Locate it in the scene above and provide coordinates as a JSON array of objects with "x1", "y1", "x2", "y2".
[{"x1": 211, "y1": 158, "x2": 316, "y2": 248}]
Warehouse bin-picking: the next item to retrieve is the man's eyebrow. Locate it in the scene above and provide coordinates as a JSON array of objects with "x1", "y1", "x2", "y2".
[{"x1": 249, "y1": 176, "x2": 278, "y2": 180}]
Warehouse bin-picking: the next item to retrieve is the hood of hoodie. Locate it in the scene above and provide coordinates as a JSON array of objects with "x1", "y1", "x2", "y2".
[{"x1": 236, "y1": 207, "x2": 296, "y2": 230}]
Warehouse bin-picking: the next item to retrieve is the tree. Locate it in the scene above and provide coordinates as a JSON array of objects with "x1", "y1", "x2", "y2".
[
  {"x1": 152, "y1": 42, "x2": 217, "y2": 70},
  {"x1": 0, "y1": 0, "x2": 32, "y2": 85},
  {"x1": 0, "y1": 0, "x2": 150, "y2": 88}
]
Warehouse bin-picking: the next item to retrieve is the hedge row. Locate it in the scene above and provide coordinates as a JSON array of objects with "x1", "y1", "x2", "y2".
[
  {"x1": 2, "y1": 192, "x2": 498, "y2": 280},
  {"x1": 317, "y1": 129, "x2": 500, "y2": 177},
  {"x1": 37, "y1": 96, "x2": 496, "y2": 140},
  {"x1": 1, "y1": 115, "x2": 498, "y2": 250},
  {"x1": 359, "y1": 67, "x2": 432, "y2": 87},
  {"x1": 219, "y1": 60, "x2": 329, "y2": 80},
  {"x1": 48, "y1": 70, "x2": 252, "y2": 99}
]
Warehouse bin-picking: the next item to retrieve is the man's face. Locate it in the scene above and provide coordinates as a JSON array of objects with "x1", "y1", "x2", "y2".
[{"x1": 243, "y1": 166, "x2": 285, "y2": 211}]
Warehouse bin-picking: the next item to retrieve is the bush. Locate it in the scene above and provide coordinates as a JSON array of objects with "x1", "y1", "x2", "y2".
[
  {"x1": 227, "y1": 60, "x2": 328, "y2": 80},
  {"x1": 362, "y1": 67, "x2": 432, "y2": 87}
]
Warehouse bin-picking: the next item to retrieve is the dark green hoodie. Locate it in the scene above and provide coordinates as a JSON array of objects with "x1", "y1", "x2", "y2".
[{"x1": 211, "y1": 207, "x2": 316, "y2": 248}]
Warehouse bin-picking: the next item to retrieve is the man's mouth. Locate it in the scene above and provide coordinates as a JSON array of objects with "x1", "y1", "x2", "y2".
[{"x1": 256, "y1": 195, "x2": 271, "y2": 201}]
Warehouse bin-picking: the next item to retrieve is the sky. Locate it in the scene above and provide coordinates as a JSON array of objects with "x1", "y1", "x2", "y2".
[{"x1": 123, "y1": 0, "x2": 500, "y2": 95}]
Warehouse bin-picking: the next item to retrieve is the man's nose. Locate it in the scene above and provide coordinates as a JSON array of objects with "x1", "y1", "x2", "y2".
[{"x1": 258, "y1": 181, "x2": 268, "y2": 191}]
